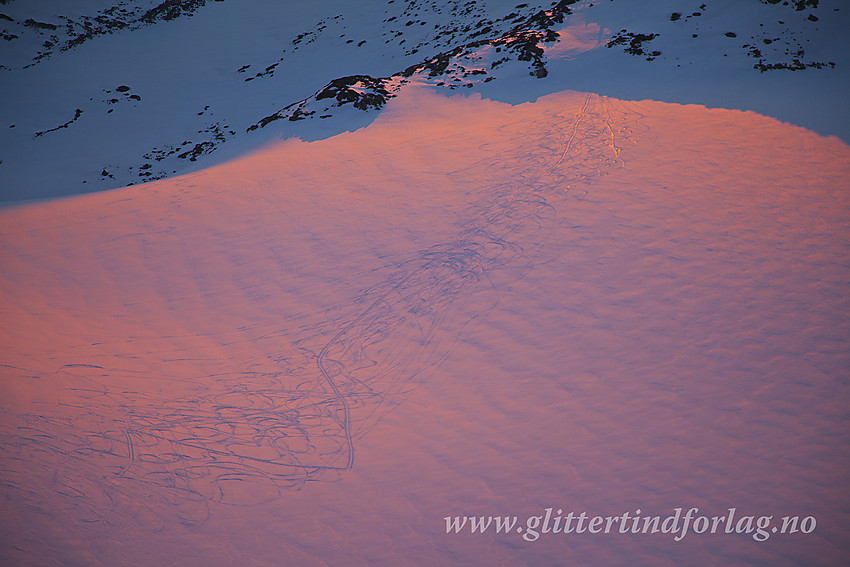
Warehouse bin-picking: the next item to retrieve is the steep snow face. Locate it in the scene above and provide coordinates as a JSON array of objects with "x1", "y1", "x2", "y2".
[
  {"x1": 0, "y1": 0, "x2": 847, "y2": 203},
  {"x1": 1, "y1": 84, "x2": 849, "y2": 566}
]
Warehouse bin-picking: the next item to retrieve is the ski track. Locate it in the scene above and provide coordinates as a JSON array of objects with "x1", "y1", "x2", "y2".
[{"x1": 0, "y1": 94, "x2": 644, "y2": 531}]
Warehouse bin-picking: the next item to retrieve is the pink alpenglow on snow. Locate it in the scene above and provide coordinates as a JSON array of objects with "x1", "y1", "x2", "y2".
[{"x1": 1, "y1": 84, "x2": 849, "y2": 566}]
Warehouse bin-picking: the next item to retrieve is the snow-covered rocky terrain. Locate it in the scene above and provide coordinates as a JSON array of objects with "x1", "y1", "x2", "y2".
[
  {"x1": 0, "y1": 0, "x2": 847, "y2": 202},
  {"x1": 1, "y1": 1, "x2": 849, "y2": 566}
]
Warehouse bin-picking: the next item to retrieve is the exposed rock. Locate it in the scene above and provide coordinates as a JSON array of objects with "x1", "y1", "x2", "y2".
[
  {"x1": 34, "y1": 108, "x2": 83, "y2": 138},
  {"x1": 606, "y1": 30, "x2": 661, "y2": 61}
]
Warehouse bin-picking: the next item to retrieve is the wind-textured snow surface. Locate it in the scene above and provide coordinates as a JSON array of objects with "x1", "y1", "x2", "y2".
[
  {"x1": 1, "y1": 1, "x2": 850, "y2": 566},
  {"x1": 2, "y1": 84, "x2": 849, "y2": 566},
  {"x1": 0, "y1": 0, "x2": 848, "y2": 202}
]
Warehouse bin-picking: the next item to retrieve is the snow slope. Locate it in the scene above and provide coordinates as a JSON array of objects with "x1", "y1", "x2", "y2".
[
  {"x1": 1, "y1": 1, "x2": 849, "y2": 566},
  {"x1": 0, "y1": 0, "x2": 847, "y2": 202},
  {"x1": 2, "y1": 83, "x2": 849, "y2": 566}
]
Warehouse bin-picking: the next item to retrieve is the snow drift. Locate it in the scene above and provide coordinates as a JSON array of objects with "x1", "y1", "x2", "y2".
[{"x1": 2, "y1": 83, "x2": 849, "y2": 566}]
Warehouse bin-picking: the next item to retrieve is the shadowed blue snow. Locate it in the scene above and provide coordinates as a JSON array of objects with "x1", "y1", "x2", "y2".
[{"x1": 0, "y1": 0, "x2": 848, "y2": 203}]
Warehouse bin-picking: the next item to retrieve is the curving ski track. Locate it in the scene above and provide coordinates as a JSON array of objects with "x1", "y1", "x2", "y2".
[{"x1": 0, "y1": 94, "x2": 644, "y2": 529}]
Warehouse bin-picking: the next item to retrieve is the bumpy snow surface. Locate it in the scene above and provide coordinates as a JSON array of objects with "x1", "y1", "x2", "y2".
[{"x1": 1, "y1": 2, "x2": 849, "y2": 566}]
